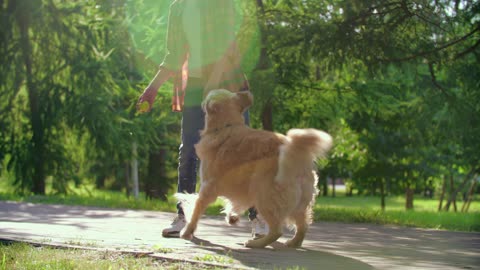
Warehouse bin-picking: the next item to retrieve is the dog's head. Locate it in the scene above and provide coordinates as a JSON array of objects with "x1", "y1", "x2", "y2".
[
  {"x1": 202, "y1": 89, "x2": 253, "y2": 115},
  {"x1": 202, "y1": 89, "x2": 253, "y2": 131}
]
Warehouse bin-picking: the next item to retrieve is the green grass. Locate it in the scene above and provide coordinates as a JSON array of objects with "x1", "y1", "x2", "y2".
[
  {"x1": 0, "y1": 242, "x2": 219, "y2": 270},
  {"x1": 314, "y1": 193, "x2": 478, "y2": 212},
  {"x1": 314, "y1": 206, "x2": 480, "y2": 231},
  {"x1": 1, "y1": 184, "x2": 479, "y2": 232},
  {"x1": 0, "y1": 182, "x2": 227, "y2": 214},
  {"x1": 194, "y1": 254, "x2": 234, "y2": 265},
  {"x1": 314, "y1": 193, "x2": 480, "y2": 231},
  {"x1": 0, "y1": 188, "x2": 174, "y2": 212}
]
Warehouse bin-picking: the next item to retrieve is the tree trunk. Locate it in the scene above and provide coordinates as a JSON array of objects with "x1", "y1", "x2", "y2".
[
  {"x1": 461, "y1": 178, "x2": 477, "y2": 213},
  {"x1": 438, "y1": 175, "x2": 446, "y2": 211},
  {"x1": 445, "y1": 175, "x2": 457, "y2": 212},
  {"x1": 255, "y1": 0, "x2": 269, "y2": 70},
  {"x1": 17, "y1": 2, "x2": 46, "y2": 194},
  {"x1": 261, "y1": 101, "x2": 273, "y2": 131},
  {"x1": 331, "y1": 177, "x2": 336, "y2": 198},
  {"x1": 371, "y1": 181, "x2": 377, "y2": 196},
  {"x1": 95, "y1": 173, "x2": 106, "y2": 189},
  {"x1": 405, "y1": 185, "x2": 414, "y2": 210},
  {"x1": 346, "y1": 183, "x2": 353, "y2": 197},
  {"x1": 444, "y1": 169, "x2": 476, "y2": 211},
  {"x1": 322, "y1": 176, "x2": 328, "y2": 196},
  {"x1": 131, "y1": 142, "x2": 139, "y2": 198},
  {"x1": 315, "y1": 65, "x2": 321, "y2": 81},
  {"x1": 144, "y1": 148, "x2": 169, "y2": 201},
  {"x1": 255, "y1": 0, "x2": 274, "y2": 132},
  {"x1": 386, "y1": 177, "x2": 391, "y2": 195},
  {"x1": 125, "y1": 162, "x2": 130, "y2": 198},
  {"x1": 380, "y1": 179, "x2": 386, "y2": 211},
  {"x1": 423, "y1": 176, "x2": 433, "y2": 198}
]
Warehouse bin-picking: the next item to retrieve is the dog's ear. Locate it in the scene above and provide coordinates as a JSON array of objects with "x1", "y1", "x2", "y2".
[
  {"x1": 235, "y1": 91, "x2": 253, "y2": 111},
  {"x1": 203, "y1": 100, "x2": 221, "y2": 115}
]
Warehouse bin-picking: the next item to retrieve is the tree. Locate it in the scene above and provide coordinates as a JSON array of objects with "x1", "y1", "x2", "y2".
[
  {"x1": 255, "y1": 0, "x2": 479, "y2": 209},
  {"x1": 0, "y1": 0, "x2": 177, "y2": 196}
]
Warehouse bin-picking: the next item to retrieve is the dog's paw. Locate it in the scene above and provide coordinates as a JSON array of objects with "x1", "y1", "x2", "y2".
[
  {"x1": 244, "y1": 239, "x2": 266, "y2": 249},
  {"x1": 285, "y1": 239, "x2": 302, "y2": 248},
  {"x1": 244, "y1": 239, "x2": 255, "y2": 248},
  {"x1": 227, "y1": 214, "x2": 240, "y2": 225},
  {"x1": 180, "y1": 228, "x2": 194, "y2": 240},
  {"x1": 180, "y1": 232, "x2": 193, "y2": 240}
]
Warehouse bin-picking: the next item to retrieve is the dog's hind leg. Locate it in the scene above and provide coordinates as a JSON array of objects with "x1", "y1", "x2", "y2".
[
  {"x1": 244, "y1": 214, "x2": 282, "y2": 248},
  {"x1": 286, "y1": 171, "x2": 317, "y2": 248},
  {"x1": 285, "y1": 211, "x2": 308, "y2": 248},
  {"x1": 181, "y1": 185, "x2": 217, "y2": 240}
]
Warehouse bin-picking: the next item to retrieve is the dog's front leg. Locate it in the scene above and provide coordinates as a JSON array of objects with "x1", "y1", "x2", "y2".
[{"x1": 181, "y1": 184, "x2": 217, "y2": 240}]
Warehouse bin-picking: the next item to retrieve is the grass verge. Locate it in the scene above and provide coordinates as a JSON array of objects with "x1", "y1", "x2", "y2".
[
  {"x1": 0, "y1": 189, "x2": 175, "y2": 212},
  {"x1": 313, "y1": 206, "x2": 480, "y2": 231},
  {"x1": 0, "y1": 242, "x2": 220, "y2": 270},
  {"x1": 313, "y1": 194, "x2": 480, "y2": 231}
]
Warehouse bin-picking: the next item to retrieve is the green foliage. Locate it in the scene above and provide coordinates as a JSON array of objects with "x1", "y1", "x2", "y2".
[
  {"x1": 125, "y1": 0, "x2": 172, "y2": 65},
  {"x1": 256, "y1": 0, "x2": 479, "y2": 208},
  {"x1": 0, "y1": 0, "x2": 180, "y2": 196}
]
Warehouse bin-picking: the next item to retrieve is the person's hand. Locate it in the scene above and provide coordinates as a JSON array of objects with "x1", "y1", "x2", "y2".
[
  {"x1": 137, "y1": 85, "x2": 158, "y2": 113},
  {"x1": 137, "y1": 67, "x2": 174, "y2": 113}
]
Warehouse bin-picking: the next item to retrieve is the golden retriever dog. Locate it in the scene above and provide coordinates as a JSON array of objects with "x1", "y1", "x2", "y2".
[{"x1": 176, "y1": 89, "x2": 332, "y2": 248}]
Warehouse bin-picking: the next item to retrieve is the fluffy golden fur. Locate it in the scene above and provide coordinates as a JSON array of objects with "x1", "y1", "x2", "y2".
[{"x1": 177, "y1": 89, "x2": 332, "y2": 248}]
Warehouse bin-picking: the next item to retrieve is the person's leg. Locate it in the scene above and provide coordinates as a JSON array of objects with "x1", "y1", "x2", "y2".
[
  {"x1": 244, "y1": 109, "x2": 256, "y2": 217},
  {"x1": 243, "y1": 109, "x2": 250, "y2": 126},
  {"x1": 162, "y1": 106, "x2": 204, "y2": 237},
  {"x1": 162, "y1": 105, "x2": 204, "y2": 237},
  {"x1": 242, "y1": 109, "x2": 269, "y2": 237},
  {"x1": 163, "y1": 83, "x2": 204, "y2": 237},
  {"x1": 176, "y1": 106, "x2": 205, "y2": 214}
]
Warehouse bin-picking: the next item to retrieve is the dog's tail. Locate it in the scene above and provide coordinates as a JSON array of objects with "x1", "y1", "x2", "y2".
[
  {"x1": 275, "y1": 129, "x2": 332, "y2": 184},
  {"x1": 174, "y1": 193, "x2": 198, "y2": 222}
]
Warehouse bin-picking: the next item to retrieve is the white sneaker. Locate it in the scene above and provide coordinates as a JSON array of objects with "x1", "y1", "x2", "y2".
[
  {"x1": 162, "y1": 214, "x2": 186, "y2": 238},
  {"x1": 251, "y1": 217, "x2": 269, "y2": 239}
]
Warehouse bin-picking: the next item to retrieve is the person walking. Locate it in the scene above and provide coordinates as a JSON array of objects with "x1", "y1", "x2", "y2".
[{"x1": 137, "y1": 0, "x2": 267, "y2": 238}]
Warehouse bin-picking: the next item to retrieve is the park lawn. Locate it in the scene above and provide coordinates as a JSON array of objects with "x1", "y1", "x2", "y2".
[
  {"x1": 0, "y1": 242, "x2": 219, "y2": 270},
  {"x1": 315, "y1": 193, "x2": 480, "y2": 212},
  {"x1": 0, "y1": 180, "x2": 179, "y2": 212},
  {"x1": 315, "y1": 193, "x2": 480, "y2": 232},
  {"x1": 0, "y1": 184, "x2": 478, "y2": 232}
]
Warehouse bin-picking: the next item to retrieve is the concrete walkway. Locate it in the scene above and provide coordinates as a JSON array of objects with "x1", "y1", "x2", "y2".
[{"x1": 0, "y1": 201, "x2": 478, "y2": 269}]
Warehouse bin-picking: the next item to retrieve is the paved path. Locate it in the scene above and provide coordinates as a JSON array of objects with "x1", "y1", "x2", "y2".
[{"x1": 0, "y1": 201, "x2": 478, "y2": 269}]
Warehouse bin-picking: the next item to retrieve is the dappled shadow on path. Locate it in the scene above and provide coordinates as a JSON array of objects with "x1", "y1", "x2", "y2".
[
  {"x1": 187, "y1": 234, "x2": 374, "y2": 270},
  {"x1": 181, "y1": 216, "x2": 480, "y2": 270},
  {"x1": 304, "y1": 222, "x2": 480, "y2": 269}
]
